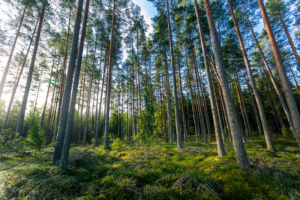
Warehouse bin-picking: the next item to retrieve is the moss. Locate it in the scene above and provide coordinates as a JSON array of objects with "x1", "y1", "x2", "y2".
[{"x1": 1, "y1": 138, "x2": 300, "y2": 199}]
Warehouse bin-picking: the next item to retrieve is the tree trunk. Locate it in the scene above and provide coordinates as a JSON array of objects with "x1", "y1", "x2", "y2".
[
  {"x1": 190, "y1": 44, "x2": 207, "y2": 144},
  {"x1": 231, "y1": 67, "x2": 251, "y2": 138},
  {"x1": 193, "y1": 0, "x2": 225, "y2": 156},
  {"x1": 52, "y1": 0, "x2": 85, "y2": 164},
  {"x1": 40, "y1": 56, "x2": 56, "y2": 127},
  {"x1": 53, "y1": 9, "x2": 72, "y2": 143},
  {"x1": 0, "y1": 6, "x2": 27, "y2": 99},
  {"x1": 2, "y1": 18, "x2": 38, "y2": 131},
  {"x1": 228, "y1": 0, "x2": 275, "y2": 150},
  {"x1": 16, "y1": 1, "x2": 46, "y2": 137},
  {"x1": 278, "y1": 11, "x2": 300, "y2": 67},
  {"x1": 241, "y1": 0, "x2": 294, "y2": 135},
  {"x1": 175, "y1": 35, "x2": 188, "y2": 142},
  {"x1": 104, "y1": 0, "x2": 116, "y2": 149},
  {"x1": 78, "y1": 54, "x2": 88, "y2": 144},
  {"x1": 83, "y1": 37, "x2": 97, "y2": 146},
  {"x1": 60, "y1": 3, "x2": 90, "y2": 167},
  {"x1": 94, "y1": 48, "x2": 103, "y2": 133},
  {"x1": 95, "y1": 32, "x2": 109, "y2": 146},
  {"x1": 165, "y1": 0, "x2": 182, "y2": 149},
  {"x1": 31, "y1": 70, "x2": 44, "y2": 126},
  {"x1": 162, "y1": 44, "x2": 173, "y2": 143},
  {"x1": 242, "y1": 69, "x2": 263, "y2": 136},
  {"x1": 257, "y1": 0, "x2": 300, "y2": 146},
  {"x1": 203, "y1": 0, "x2": 249, "y2": 167}
]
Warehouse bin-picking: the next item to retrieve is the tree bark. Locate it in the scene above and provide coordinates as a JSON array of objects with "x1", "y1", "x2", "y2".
[
  {"x1": 278, "y1": 11, "x2": 300, "y2": 67},
  {"x1": 162, "y1": 44, "x2": 173, "y2": 143},
  {"x1": 31, "y1": 70, "x2": 44, "y2": 126},
  {"x1": 104, "y1": 0, "x2": 116, "y2": 148},
  {"x1": 16, "y1": 1, "x2": 46, "y2": 137},
  {"x1": 40, "y1": 56, "x2": 56, "y2": 127},
  {"x1": 228, "y1": 0, "x2": 275, "y2": 150},
  {"x1": 193, "y1": 0, "x2": 225, "y2": 156},
  {"x1": 78, "y1": 53, "x2": 88, "y2": 144},
  {"x1": 1, "y1": 18, "x2": 38, "y2": 131},
  {"x1": 52, "y1": 0, "x2": 85, "y2": 164},
  {"x1": 0, "y1": 6, "x2": 27, "y2": 99},
  {"x1": 165, "y1": 0, "x2": 182, "y2": 148},
  {"x1": 203, "y1": 0, "x2": 249, "y2": 167},
  {"x1": 257, "y1": 0, "x2": 300, "y2": 146}
]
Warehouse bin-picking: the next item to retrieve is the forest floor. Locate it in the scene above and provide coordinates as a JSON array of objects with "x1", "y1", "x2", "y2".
[{"x1": 0, "y1": 137, "x2": 300, "y2": 199}]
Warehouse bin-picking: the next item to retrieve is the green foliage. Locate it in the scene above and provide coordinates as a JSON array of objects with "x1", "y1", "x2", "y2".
[
  {"x1": 0, "y1": 128, "x2": 24, "y2": 154},
  {"x1": 111, "y1": 138, "x2": 126, "y2": 151},
  {"x1": 1, "y1": 138, "x2": 300, "y2": 199}
]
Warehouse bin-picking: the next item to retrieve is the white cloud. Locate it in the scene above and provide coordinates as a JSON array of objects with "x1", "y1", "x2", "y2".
[{"x1": 132, "y1": 0, "x2": 156, "y2": 36}]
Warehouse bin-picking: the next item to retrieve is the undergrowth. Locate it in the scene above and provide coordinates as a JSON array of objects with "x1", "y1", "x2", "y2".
[{"x1": 0, "y1": 137, "x2": 300, "y2": 199}]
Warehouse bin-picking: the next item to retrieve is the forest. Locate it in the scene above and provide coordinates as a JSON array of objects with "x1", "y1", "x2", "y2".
[{"x1": 0, "y1": 0, "x2": 300, "y2": 199}]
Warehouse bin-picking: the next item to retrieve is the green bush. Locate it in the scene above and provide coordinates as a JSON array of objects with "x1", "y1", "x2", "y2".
[{"x1": 24, "y1": 120, "x2": 45, "y2": 157}]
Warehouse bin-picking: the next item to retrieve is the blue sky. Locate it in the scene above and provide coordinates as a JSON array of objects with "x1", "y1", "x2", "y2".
[{"x1": 132, "y1": 0, "x2": 157, "y2": 35}]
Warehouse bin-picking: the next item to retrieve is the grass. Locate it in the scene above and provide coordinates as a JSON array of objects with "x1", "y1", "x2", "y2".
[{"x1": 1, "y1": 137, "x2": 300, "y2": 199}]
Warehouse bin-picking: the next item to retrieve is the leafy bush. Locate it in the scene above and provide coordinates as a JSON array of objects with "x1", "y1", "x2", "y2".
[
  {"x1": 0, "y1": 128, "x2": 24, "y2": 155},
  {"x1": 112, "y1": 138, "x2": 126, "y2": 151}
]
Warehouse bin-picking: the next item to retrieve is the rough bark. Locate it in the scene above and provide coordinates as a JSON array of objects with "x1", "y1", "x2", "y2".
[
  {"x1": 2, "y1": 18, "x2": 38, "y2": 131},
  {"x1": 165, "y1": 0, "x2": 182, "y2": 148},
  {"x1": 16, "y1": 1, "x2": 46, "y2": 136},
  {"x1": 0, "y1": 6, "x2": 27, "y2": 99},
  {"x1": 257, "y1": 0, "x2": 300, "y2": 146},
  {"x1": 104, "y1": 0, "x2": 116, "y2": 148},
  {"x1": 162, "y1": 44, "x2": 173, "y2": 143},
  {"x1": 52, "y1": 0, "x2": 84, "y2": 164},
  {"x1": 193, "y1": 0, "x2": 225, "y2": 156},
  {"x1": 228, "y1": 0, "x2": 275, "y2": 151},
  {"x1": 203, "y1": 0, "x2": 249, "y2": 167}
]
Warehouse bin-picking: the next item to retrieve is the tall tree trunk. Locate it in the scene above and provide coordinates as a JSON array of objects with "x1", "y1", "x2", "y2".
[
  {"x1": 83, "y1": 37, "x2": 97, "y2": 146},
  {"x1": 2, "y1": 18, "x2": 38, "y2": 131},
  {"x1": 95, "y1": 32, "x2": 109, "y2": 146},
  {"x1": 190, "y1": 44, "x2": 207, "y2": 144},
  {"x1": 60, "y1": 3, "x2": 91, "y2": 168},
  {"x1": 209, "y1": 59, "x2": 232, "y2": 142},
  {"x1": 16, "y1": 1, "x2": 46, "y2": 136},
  {"x1": 278, "y1": 11, "x2": 300, "y2": 66},
  {"x1": 193, "y1": 0, "x2": 225, "y2": 156},
  {"x1": 104, "y1": 0, "x2": 116, "y2": 148},
  {"x1": 74, "y1": 78, "x2": 83, "y2": 142},
  {"x1": 203, "y1": 0, "x2": 249, "y2": 167},
  {"x1": 257, "y1": 0, "x2": 300, "y2": 146},
  {"x1": 175, "y1": 35, "x2": 188, "y2": 142},
  {"x1": 0, "y1": 6, "x2": 27, "y2": 99},
  {"x1": 185, "y1": 49, "x2": 198, "y2": 141},
  {"x1": 286, "y1": 59, "x2": 300, "y2": 94},
  {"x1": 78, "y1": 54, "x2": 88, "y2": 144},
  {"x1": 162, "y1": 44, "x2": 174, "y2": 143},
  {"x1": 136, "y1": 29, "x2": 142, "y2": 132},
  {"x1": 242, "y1": 69, "x2": 263, "y2": 136},
  {"x1": 186, "y1": 92, "x2": 190, "y2": 141},
  {"x1": 241, "y1": 0, "x2": 294, "y2": 135},
  {"x1": 231, "y1": 67, "x2": 251, "y2": 138},
  {"x1": 258, "y1": 66, "x2": 283, "y2": 133},
  {"x1": 40, "y1": 56, "x2": 56, "y2": 127},
  {"x1": 53, "y1": 10, "x2": 72, "y2": 143},
  {"x1": 52, "y1": 0, "x2": 85, "y2": 164},
  {"x1": 94, "y1": 48, "x2": 103, "y2": 132},
  {"x1": 31, "y1": 70, "x2": 44, "y2": 126},
  {"x1": 228, "y1": 0, "x2": 275, "y2": 151},
  {"x1": 165, "y1": 0, "x2": 182, "y2": 148}
]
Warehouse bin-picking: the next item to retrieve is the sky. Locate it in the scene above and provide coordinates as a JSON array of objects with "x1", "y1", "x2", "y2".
[
  {"x1": 132, "y1": 0, "x2": 157, "y2": 35},
  {"x1": 0, "y1": 0, "x2": 157, "y2": 114}
]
